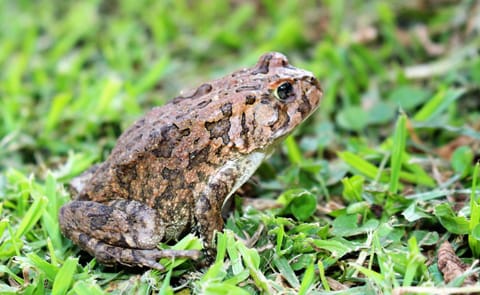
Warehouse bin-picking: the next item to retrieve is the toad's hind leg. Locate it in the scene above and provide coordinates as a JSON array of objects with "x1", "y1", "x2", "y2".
[{"x1": 59, "y1": 199, "x2": 200, "y2": 270}]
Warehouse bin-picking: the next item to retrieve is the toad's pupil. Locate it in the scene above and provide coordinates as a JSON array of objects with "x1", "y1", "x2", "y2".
[{"x1": 277, "y1": 82, "x2": 293, "y2": 101}]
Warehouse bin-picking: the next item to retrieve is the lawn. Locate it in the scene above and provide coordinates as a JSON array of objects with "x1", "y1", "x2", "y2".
[{"x1": 1, "y1": 0, "x2": 480, "y2": 294}]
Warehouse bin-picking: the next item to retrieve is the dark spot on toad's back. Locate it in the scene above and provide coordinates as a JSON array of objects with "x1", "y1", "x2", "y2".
[
  {"x1": 149, "y1": 129, "x2": 160, "y2": 140},
  {"x1": 117, "y1": 161, "x2": 137, "y2": 180},
  {"x1": 70, "y1": 201, "x2": 82, "y2": 210},
  {"x1": 159, "y1": 187, "x2": 175, "y2": 201},
  {"x1": 221, "y1": 103, "x2": 233, "y2": 117},
  {"x1": 161, "y1": 124, "x2": 179, "y2": 138},
  {"x1": 151, "y1": 124, "x2": 187, "y2": 158},
  {"x1": 90, "y1": 214, "x2": 110, "y2": 230},
  {"x1": 164, "y1": 169, "x2": 185, "y2": 191},
  {"x1": 188, "y1": 146, "x2": 210, "y2": 168},
  {"x1": 245, "y1": 95, "x2": 256, "y2": 105},
  {"x1": 240, "y1": 112, "x2": 249, "y2": 136},
  {"x1": 151, "y1": 144, "x2": 172, "y2": 158},
  {"x1": 161, "y1": 167, "x2": 182, "y2": 180},
  {"x1": 197, "y1": 99, "x2": 212, "y2": 109},
  {"x1": 205, "y1": 118, "x2": 231, "y2": 144},
  {"x1": 197, "y1": 171, "x2": 206, "y2": 182},
  {"x1": 181, "y1": 128, "x2": 191, "y2": 136}
]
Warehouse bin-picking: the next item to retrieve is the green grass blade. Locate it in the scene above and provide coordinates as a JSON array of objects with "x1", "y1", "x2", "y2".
[
  {"x1": 284, "y1": 135, "x2": 303, "y2": 165},
  {"x1": 273, "y1": 255, "x2": 300, "y2": 288},
  {"x1": 403, "y1": 236, "x2": 426, "y2": 286},
  {"x1": 72, "y1": 281, "x2": 106, "y2": 295},
  {"x1": 96, "y1": 77, "x2": 123, "y2": 115},
  {"x1": 15, "y1": 196, "x2": 48, "y2": 239},
  {"x1": 298, "y1": 262, "x2": 314, "y2": 295},
  {"x1": 317, "y1": 261, "x2": 330, "y2": 291},
  {"x1": 159, "y1": 268, "x2": 174, "y2": 295},
  {"x1": 26, "y1": 253, "x2": 59, "y2": 281},
  {"x1": 338, "y1": 151, "x2": 386, "y2": 181},
  {"x1": 200, "y1": 231, "x2": 229, "y2": 283},
  {"x1": 226, "y1": 234, "x2": 244, "y2": 275},
  {"x1": 469, "y1": 162, "x2": 480, "y2": 256},
  {"x1": 128, "y1": 54, "x2": 170, "y2": 97},
  {"x1": 45, "y1": 93, "x2": 71, "y2": 134},
  {"x1": 389, "y1": 112, "x2": 407, "y2": 193},
  {"x1": 52, "y1": 257, "x2": 78, "y2": 295},
  {"x1": 237, "y1": 242, "x2": 271, "y2": 293},
  {"x1": 414, "y1": 87, "x2": 466, "y2": 122}
]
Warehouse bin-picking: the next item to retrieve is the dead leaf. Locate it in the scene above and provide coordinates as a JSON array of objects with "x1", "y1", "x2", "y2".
[
  {"x1": 316, "y1": 197, "x2": 345, "y2": 215},
  {"x1": 352, "y1": 25, "x2": 378, "y2": 44},
  {"x1": 465, "y1": 1, "x2": 480, "y2": 36},
  {"x1": 414, "y1": 25, "x2": 445, "y2": 56},
  {"x1": 436, "y1": 136, "x2": 476, "y2": 160},
  {"x1": 241, "y1": 197, "x2": 282, "y2": 211},
  {"x1": 437, "y1": 241, "x2": 477, "y2": 285},
  {"x1": 326, "y1": 277, "x2": 348, "y2": 291}
]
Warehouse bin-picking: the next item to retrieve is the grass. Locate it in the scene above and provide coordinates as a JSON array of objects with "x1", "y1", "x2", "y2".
[{"x1": 1, "y1": 0, "x2": 480, "y2": 294}]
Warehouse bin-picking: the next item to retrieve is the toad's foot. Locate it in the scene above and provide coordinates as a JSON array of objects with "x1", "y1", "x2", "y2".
[{"x1": 68, "y1": 231, "x2": 201, "y2": 270}]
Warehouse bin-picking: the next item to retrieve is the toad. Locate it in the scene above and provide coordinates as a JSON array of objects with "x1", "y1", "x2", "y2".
[{"x1": 59, "y1": 52, "x2": 323, "y2": 270}]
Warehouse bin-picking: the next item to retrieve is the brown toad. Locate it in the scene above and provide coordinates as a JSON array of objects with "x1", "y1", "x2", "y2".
[{"x1": 59, "y1": 52, "x2": 323, "y2": 270}]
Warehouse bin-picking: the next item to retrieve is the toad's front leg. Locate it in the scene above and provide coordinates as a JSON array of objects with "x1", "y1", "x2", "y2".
[
  {"x1": 194, "y1": 163, "x2": 242, "y2": 261},
  {"x1": 59, "y1": 199, "x2": 200, "y2": 270}
]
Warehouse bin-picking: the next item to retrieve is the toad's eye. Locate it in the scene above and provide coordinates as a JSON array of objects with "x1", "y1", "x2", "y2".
[{"x1": 274, "y1": 82, "x2": 294, "y2": 101}]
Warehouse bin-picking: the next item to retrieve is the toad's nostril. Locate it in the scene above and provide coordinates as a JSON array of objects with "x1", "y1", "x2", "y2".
[{"x1": 306, "y1": 76, "x2": 322, "y2": 92}]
